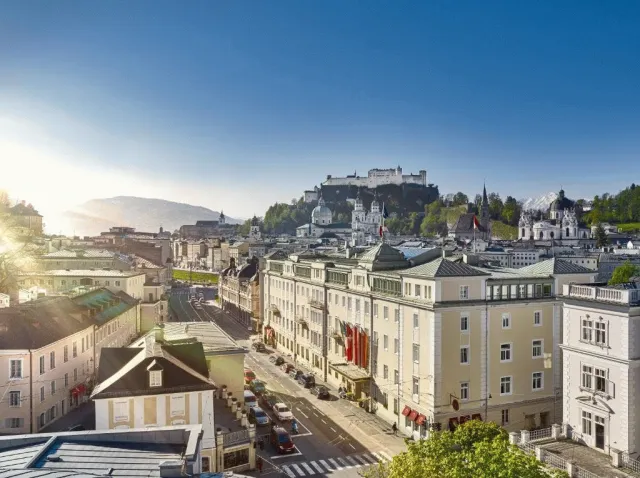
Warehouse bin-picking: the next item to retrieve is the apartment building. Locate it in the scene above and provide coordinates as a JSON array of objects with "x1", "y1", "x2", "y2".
[
  {"x1": 262, "y1": 245, "x2": 596, "y2": 439},
  {"x1": 559, "y1": 281, "x2": 640, "y2": 455},
  {"x1": 0, "y1": 288, "x2": 139, "y2": 434},
  {"x1": 219, "y1": 257, "x2": 261, "y2": 332},
  {"x1": 18, "y1": 269, "x2": 146, "y2": 300},
  {"x1": 140, "y1": 283, "x2": 169, "y2": 332},
  {"x1": 92, "y1": 327, "x2": 217, "y2": 470}
]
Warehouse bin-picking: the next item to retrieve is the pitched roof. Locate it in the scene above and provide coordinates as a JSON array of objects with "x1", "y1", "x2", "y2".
[
  {"x1": 264, "y1": 249, "x2": 288, "y2": 260},
  {"x1": 519, "y1": 258, "x2": 595, "y2": 275},
  {"x1": 402, "y1": 257, "x2": 491, "y2": 278},
  {"x1": 452, "y1": 213, "x2": 486, "y2": 233},
  {"x1": 42, "y1": 249, "x2": 115, "y2": 259},
  {"x1": 92, "y1": 341, "x2": 215, "y2": 399},
  {"x1": 358, "y1": 243, "x2": 408, "y2": 271}
]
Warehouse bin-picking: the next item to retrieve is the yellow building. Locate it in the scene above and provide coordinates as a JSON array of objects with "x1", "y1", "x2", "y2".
[{"x1": 262, "y1": 245, "x2": 597, "y2": 439}]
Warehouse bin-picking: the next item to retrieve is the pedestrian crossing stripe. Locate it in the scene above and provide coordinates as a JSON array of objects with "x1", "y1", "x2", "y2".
[{"x1": 280, "y1": 452, "x2": 391, "y2": 476}]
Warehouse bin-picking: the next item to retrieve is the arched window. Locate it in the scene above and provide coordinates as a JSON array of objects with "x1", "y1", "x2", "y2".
[
  {"x1": 521, "y1": 228, "x2": 525, "y2": 237},
  {"x1": 539, "y1": 231, "x2": 544, "y2": 239},
  {"x1": 550, "y1": 231, "x2": 554, "y2": 239},
  {"x1": 566, "y1": 227, "x2": 570, "y2": 237}
]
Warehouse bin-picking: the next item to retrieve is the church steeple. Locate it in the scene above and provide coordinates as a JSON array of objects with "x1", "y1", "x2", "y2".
[{"x1": 481, "y1": 183, "x2": 489, "y2": 219}]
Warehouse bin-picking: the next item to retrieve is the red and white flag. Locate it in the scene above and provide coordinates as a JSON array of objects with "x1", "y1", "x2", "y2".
[
  {"x1": 379, "y1": 225, "x2": 388, "y2": 237},
  {"x1": 473, "y1": 215, "x2": 481, "y2": 230}
]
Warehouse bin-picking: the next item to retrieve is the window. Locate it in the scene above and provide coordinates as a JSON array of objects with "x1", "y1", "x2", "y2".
[
  {"x1": 582, "y1": 410, "x2": 592, "y2": 435},
  {"x1": 81, "y1": 337, "x2": 85, "y2": 353},
  {"x1": 413, "y1": 313, "x2": 419, "y2": 329},
  {"x1": 414, "y1": 284, "x2": 421, "y2": 297},
  {"x1": 114, "y1": 400, "x2": 129, "y2": 422},
  {"x1": 6, "y1": 418, "x2": 23, "y2": 428},
  {"x1": 460, "y1": 314, "x2": 469, "y2": 332},
  {"x1": 9, "y1": 359, "x2": 22, "y2": 379},
  {"x1": 581, "y1": 365, "x2": 593, "y2": 389},
  {"x1": 394, "y1": 338, "x2": 399, "y2": 354},
  {"x1": 532, "y1": 339, "x2": 543, "y2": 358},
  {"x1": 40, "y1": 386, "x2": 45, "y2": 402},
  {"x1": 500, "y1": 376, "x2": 512, "y2": 395},
  {"x1": 533, "y1": 311, "x2": 542, "y2": 326},
  {"x1": 9, "y1": 391, "x2": 20, "y2": 407},
  {"x1": 459, "y1": 286, "x2": 469, "y2": 300},
  {"x1": 426, "y1": 285, "x2": 432, "y2": 300},
  {"x1": 63, "y1": 345, "x2": 68, "y2": 363},
  {"x1": 50, "y1": 380, "x2": 56, "y2": 395},
  {"x1": 72, "y1": 342, "x2": 77, "y2": 358},
  {"x1": 171, "y1": 395, "x2": 186, "y2": 416},
  {"x1": 74, "y1": 368, "x2": 78, "y2": 381},
  {"x1": 460, "y1": 382, "x2": 469, "y2": 400},
  {"x1": 383, "y1": 306, "x2": 389, "y2": 320},
  {"x1": 595, "y1": 322, "x2": 607, "y2": 345},
  {"x1": 412, "y1": 377, "x2": 419, "y2": 396},
  {"x1": 532, "y1": 372, "x2": 543, "y2": 391},
  {"x1": 460, "y1": 346, "x2": 469, "y2": 364},
  {"x1": 39, "y1": 356, "x2": 45, "y2": 375},
  {"x1": 595, "y1": 368, "x2": 607, "y2": 393},
  {"x1": 64, "y1": 373, "x2": 69, "y2": 387},
  {"x1": 394, "y1": 370, "x2": 399, "y2": 385},
  {"x1": 383, "y1": 365, "x2": 389, "y2": 379},
  {"x1": 501, "y1": 409, "x2": 510, "y2": 425},
  {"x1": 394, "y1": 309, "x2": 400, "y2": 322},
  {"x1": 412, "y1": 344, "x2": 420, "y2": 363},
  {"x1": 373, "y1": 304, "x2": 378, "y2": 316},
  {"x1": 383, "y1": 335, "x2": 389, "y2": 350},
  {"x1": 49, "y1": 351, "x2": 55, "y2": 369},
  {"x1": 500, "y1": 343, "x2": 512, "y2": 362},
  {"x1": 149, "y1": 371, "x2": 162, "y2": 387},
  {"x1": 581, "y1": 319, "x2": 593, "y2": 342},
  {"x1": 502, "y1": 313, "x2": 510, "y2": 329}
]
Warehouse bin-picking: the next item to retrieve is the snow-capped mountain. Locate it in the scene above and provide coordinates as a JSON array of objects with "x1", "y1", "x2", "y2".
[{"x1": 519, "y1": 192, "x2": 558, "y2": 211}]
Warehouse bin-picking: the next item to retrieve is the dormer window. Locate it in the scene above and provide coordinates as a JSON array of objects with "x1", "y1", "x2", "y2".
[{"x1": 149, "y1": 370, "x2": 162, "y2": 387}]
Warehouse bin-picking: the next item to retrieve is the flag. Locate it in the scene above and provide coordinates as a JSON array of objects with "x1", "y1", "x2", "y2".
[
  {"x1": 473, "y1": 215, "x2": 481, "y2": 230},
  {"x1": 381, "y1": 203, "x2": 389, "y2": 219}
]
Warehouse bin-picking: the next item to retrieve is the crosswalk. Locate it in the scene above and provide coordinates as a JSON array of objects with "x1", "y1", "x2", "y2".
[{"x1": 280, "y1": 451, "x2": 393, "y2": 477}]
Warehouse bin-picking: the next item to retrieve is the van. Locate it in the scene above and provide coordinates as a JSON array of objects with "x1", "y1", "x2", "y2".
[{"x1": 244, "y1": 390, "x2": 258, "y2": 409}]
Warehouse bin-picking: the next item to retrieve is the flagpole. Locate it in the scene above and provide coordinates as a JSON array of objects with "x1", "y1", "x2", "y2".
[{"x1": 473, "y1": 217, "x2": 476, "y2": 253}]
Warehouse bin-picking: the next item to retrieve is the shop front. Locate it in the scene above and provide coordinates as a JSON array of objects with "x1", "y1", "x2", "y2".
[{"x1": 328, "y1": 362, "x2": 371, "y2": 401}]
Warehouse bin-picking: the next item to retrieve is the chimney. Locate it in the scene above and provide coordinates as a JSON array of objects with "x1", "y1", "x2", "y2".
[
  {"x1": 442, "y1": 249, "x2": 453, "y2": 258},
  {"x1": 159, "y1": 460, "x2": 184, "y2": 478},
  {"x1": 463, "y1": 253, "x2": 479, "y2": 266}
]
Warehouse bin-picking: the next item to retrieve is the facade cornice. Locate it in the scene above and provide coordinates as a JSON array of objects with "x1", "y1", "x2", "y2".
[{"x1": 560, "y1": 344, "x2": 640, "y2": 366}]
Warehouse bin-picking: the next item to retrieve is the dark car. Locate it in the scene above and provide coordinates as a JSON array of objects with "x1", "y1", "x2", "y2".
[
  {"x1": 311, "y1": 385, "x2": 330, "y2": 400},
  {"x1": 250, "y1": 379, "x2": 266, "y2": 395},
  {"x1": 289, "y1": 369, "x2": 303, "y2": 380},
  {"x1": 270, "y1": 426, "x2": 296, "y2": 454},
  {"x1": 274, "y1": 356, "x2": 285, "y2": 366},
  {"x1": 281, "y1": 363, "x2": 295, "y2": 374},
  {"x1": 297, "y1": 373, "x2": 316, "y2": 388},
  {"x1": 252, "y1": 342, "x2": 266, "y2": 352},
  {"x1": 260, "y1": 393, "x2": 278, "y2": 409}
]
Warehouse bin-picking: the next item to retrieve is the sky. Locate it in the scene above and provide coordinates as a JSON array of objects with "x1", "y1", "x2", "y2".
[{"x1": 1, "y1": 0, "x2": 639, "y2": 225}]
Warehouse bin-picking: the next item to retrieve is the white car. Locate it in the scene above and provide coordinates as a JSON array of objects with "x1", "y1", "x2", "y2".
[{"x1": 273, "y1": 403, "x2": 294, "y2": 421}]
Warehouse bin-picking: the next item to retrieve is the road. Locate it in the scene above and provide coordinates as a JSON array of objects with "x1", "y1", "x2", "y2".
[{"x1": 168, "y1": 286, "x2": 398, "y2": 477}]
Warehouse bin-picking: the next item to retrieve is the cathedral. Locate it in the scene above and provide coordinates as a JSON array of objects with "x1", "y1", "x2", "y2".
[
  {"x1": 296, "y1": 195, "x2": 352, "y2": 238},
  {"x1": 351, "y1": 193, "x2": 384, "y2": 246},
  {"x1": 518, "y1": 189, "x2": 591, "y2": 244}
]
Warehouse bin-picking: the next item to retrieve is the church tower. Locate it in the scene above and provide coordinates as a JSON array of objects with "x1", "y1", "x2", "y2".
[
  {"x1": 219, "y1": 210, "x2": 226, "y2": 225},
  {"x1": 480, "y1": 183, "x2": 490, "y2": 239}
]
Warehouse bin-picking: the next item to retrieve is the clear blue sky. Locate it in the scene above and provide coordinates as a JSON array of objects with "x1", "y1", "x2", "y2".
[{"x1": 1, "y1": 0, "x2": 639, "y2": 220}]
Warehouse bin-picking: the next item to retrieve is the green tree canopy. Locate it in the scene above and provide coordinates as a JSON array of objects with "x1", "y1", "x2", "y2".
[
  {"x1": 362, "y1": 421, "x2": 567, "y2": 478},
  {"x1": 609, "y1": 260, "x2": 640, "y2": 286},
  {"x1": 594, "y1": 224, "x2": 608, "y2": 248}
]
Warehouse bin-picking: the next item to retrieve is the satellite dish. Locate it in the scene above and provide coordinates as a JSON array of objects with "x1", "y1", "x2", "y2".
[{"x1": 452, "y1": 399, "x2": 460, "y2": 411}]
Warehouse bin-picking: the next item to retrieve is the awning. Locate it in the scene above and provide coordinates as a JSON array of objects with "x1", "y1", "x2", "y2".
[
  {"x1": 71, "y1": 384, "x2": 86, "y2": 397},
  {"x1": 416, "y1": 414, "x2": 427, "y2": 426},
  {"x1": 401, "y1": 406, "x2": 411, "y2": 417},
  {"x1": 329, "y1": 362, "x2": 371, "y2": 381},
  {"x1": 408, "y1": 410, "x2": 418, "y2": 421}
]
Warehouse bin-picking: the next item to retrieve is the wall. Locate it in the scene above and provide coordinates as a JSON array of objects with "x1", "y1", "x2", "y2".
[{"x1": 207, "y1": 353, "x2": 245, "y2": 400}]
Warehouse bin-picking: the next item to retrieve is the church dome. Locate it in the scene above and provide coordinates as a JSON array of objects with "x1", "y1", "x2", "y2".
[
  {"x1": 550, "y1": 190, "x2": 574, "y2": 212},
  {"x1": 311, "y1": 197, "x2": 333, "y2": 225},
  {"x1": 251, "y1": 215, "x2": 259, "y2": 226}
]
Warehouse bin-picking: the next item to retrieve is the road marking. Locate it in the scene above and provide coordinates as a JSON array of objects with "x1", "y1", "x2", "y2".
[
  {"x1": 291, "y1": 463, "x2": 306, "y2": 475},
  {"x1": 330, "y1": 427, "x2": 337, "y2": 433},
  {"x1": 336, "y1": 457, "x2": 351, "y2": 468},
  {"x1": 290, "y1": 432, "x2": 313, "y2": 438},
  {"x1": 349, "y1": 443, "x2": 356, "y2": 450},
  {"x1": 270, "y1": 451, "x2": 303, "y2": 460},
  {"x1": 281, "y1": 466, "x2": 296, "y2": 478},
  {"x1": 319, "y1": 459, "x2": 332, "y2": 471},
  {"x1": 362, "y1": 453, "x2": 378, "y2": 464},
  {"x1": 345, "y1": 456, "x2": 361, "y2": 467},
  {"x1": 371, "y1": 452, "x2": 384, "y2": 462},
  {"x1": 379, "y1": 451, "x2": 393, "y2": 461},
  {"x1": 300, "y1": 463, "x2": 314, "y2": 474},
  {"x1": 312, "y1": 412, "x2": 318, "y2": 417},
  {"x1": 321, "y1": 419, "x2": 327, "y2": 424},
  {"x1": 328, "y1": 458, "x2": 343, "y2": 470},
  {"x1": 353, "y1": 455, "x2": 370, "y2": 465},
  {"x1": 311, "y1": 461, "x2": 324, "y2": 473},
  {"x1": 298, "y1": 410, "x2": 309, "y2": 419}
]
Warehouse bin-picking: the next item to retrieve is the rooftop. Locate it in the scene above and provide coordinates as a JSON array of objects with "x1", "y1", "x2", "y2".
[
  {"x1": 562, "y1": 282, "x2": 640, "y2": 306},
  {"x1": 401, "y1": 257, "x2": 490, "y2": 278},
  {"x1": 41, "y1": 250, "x2": 115, "y2": 259},
  {"x1": 21, "y1": 270, "x2": 146, "y2": 278},
  {"x1": 0, "y1": 425, "x2": 203, "y2": 478},
  {"x1": 519, "y1": 258, "x2": 595, "y2": 275},
  {"x1": 132, "y1": 322, "x2": 245, "y2": 355}
]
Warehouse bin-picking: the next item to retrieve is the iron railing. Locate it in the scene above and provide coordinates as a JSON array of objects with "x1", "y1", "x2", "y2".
[{"x1": 222, "y1": 429, "x2": 250, "y2": 447}]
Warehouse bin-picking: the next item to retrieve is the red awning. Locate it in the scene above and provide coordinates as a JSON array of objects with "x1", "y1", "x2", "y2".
[
  {"x1": 415, "y1": 414, "x2": 426, "y2": 426},
  {"x1": 401, "y1": 405, "x2": 411, "y2": 417},
  {"x1": 408, "y1": 410, "x2": 418, "y2": 421},
  {"x1": 71, "y1": 384, "x2": 86, "y2": 397}
]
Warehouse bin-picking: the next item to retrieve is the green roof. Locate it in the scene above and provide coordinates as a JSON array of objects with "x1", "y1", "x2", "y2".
[
  {"x1": 519, "y1": 258, "x2": 594, "y2": 275},
  {"x1": 401, "y1": 257, "x2": 490, "y2": 278}
]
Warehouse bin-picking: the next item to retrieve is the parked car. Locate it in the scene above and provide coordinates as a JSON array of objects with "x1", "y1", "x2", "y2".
[
  {"x1": 311, "y1": 385, "x2": 330, "y2": 400},
  {"x1": 270, "y1": 426, "x2": 296, "y2": 454},
  {"x1": 297, "y1": 373, "x2": 316, "y2": 388},
  {"x1": 269, "y1": 356, "x2": 277, "y2": 363},
  {"x1": 252, "y1": 342, "x2": 266, "y2": 352},
  {"x1": 250, "y1": 379, "x2": 266, "y2": 395},
  {"x1": 244, "y1": 369, "x2": 257, "y2": 384},
  {"x1": 288, "y1": 369, "x2": 303, "y2": 380},
  {"x1": 260, "y1": 393, "x2": 278, "y2": 409},
  {"x1": 281, "y1": 363, "x2": 295, "y2": 374},
  {"x1": 273, "y1": 356, "x2": 285, "y2": 366},
  {"x1": 273, "y1": 402, "x2": 294, "y2": 421},
  {"x1": 244, "y1": 390, "x2": 258, "y2": 409},
  {"x1": 248, "y1": 406, "x2": 270, "y2": 426}
]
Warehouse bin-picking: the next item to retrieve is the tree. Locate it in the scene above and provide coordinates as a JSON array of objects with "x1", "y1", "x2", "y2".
[
  {"x1": 488, "y1": 193, "x2": 504, "y2": 220},
  {"x1": 452, "y1": 192, "x2": 469, "y2": 207},
  {"x1": 237, "y1": 219, "x2": 252, "y2": 236},
  {"x1": 361, "y1": 421, "x2": 568, "y2": 478},
  {"x1": 594, "y1": 224, "x2": 608, "y2": 248},
  {"x1": 609, "y1": 261, "x2": 640, "y2": 286}
]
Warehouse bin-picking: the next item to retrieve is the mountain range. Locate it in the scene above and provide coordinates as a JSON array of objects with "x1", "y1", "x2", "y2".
[
  {"x1": 47, "y1": 196, "x2": 240, "y2": 237},
  {"x1": 519, "y1": 192, "x2": 559, "y2": 211}
]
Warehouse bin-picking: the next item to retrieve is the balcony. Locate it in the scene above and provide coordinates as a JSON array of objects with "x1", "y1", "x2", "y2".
[
  {"x1": 308, "y1": 299, "x2": 326, "y2": 311},
  {"x1": 296, "y1": 316, "x2": 308, "y2": 328},
  {"x1": 269, "y1": 305, "x2": 281, "y2": 317},
  {"x1": 331, "y1": 328, "x2": 343, "y2": 341},
  {"x1": 563, "y1": 284, "x2": 640, "y2": 306}
]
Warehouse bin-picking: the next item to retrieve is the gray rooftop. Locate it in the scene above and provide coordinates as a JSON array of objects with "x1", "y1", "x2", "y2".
[
  {"x1": 42, "y1": 250, "x2": 115, "y2": 259},
  {"x1": 132, "y1": 322, "x2": 245, "y2": 355},
  {"x1": 401, "y1": 257, "x2": 490, "y2": 278},
  {"x1": 21, "y1": 270, "x2": 145, "y2": 278},
  {"x1": 519, "y1": 258, "x2": 595, "y2": 275}
]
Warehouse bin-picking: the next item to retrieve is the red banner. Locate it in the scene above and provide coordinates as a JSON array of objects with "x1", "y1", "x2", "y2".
[
  {"x1": 353, "y1": 326, "x2": 359, "y2": 366},
  {"x1": 345, "y1": 325, "x2": 353, "y2": 361},
  {"x1": 362, "y1": 331, "x2": 369, "y2": 368}
]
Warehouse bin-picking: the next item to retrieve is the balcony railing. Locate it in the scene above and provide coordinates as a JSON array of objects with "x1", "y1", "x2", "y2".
[
  {"x1": 308, "y1": 299, "x2": 325, "y2": 311},
  {"x1": 564, "y1": 284, "x2": 640, "y2": 305},
  {"x1": 222, "y1": 429, "x2": 250, "y2": 447},
  {"x1": 269, "y1": 305, "x2": 281, "y2": 316},
  {"x1": 296, "y1": 316, "x2": 308, "y2": 327}
]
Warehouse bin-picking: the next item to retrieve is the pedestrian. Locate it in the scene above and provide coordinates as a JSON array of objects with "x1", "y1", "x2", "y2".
[
  {"x1": 392, "y1": 422, "x2": 398, "y2": 436},
  {"x1": 259, "y1": 437, "x2": 264, "y2": 451},
  {"x1": 256, "y1": 456, "x2": 263, "y2": 474}
]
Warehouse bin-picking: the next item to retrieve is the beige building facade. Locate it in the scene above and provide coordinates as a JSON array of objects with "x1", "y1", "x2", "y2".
[
  {"x1": 262, "y1": 246, "x2": 597, "y2": 438},
  {"x1": 219, "y1": 258, "x2": 261, "y2": 332}
]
